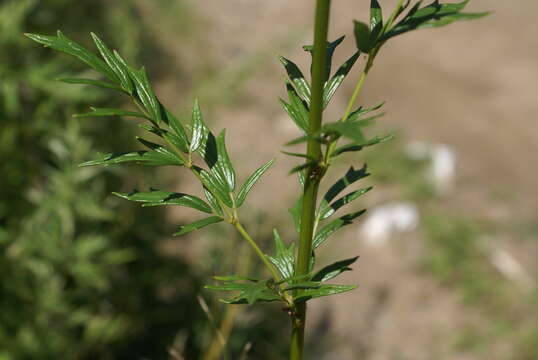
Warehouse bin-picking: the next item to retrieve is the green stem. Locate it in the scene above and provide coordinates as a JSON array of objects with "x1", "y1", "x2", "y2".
[
  {"x1": 291, "y1": 0, "x2": 331, "y2": 359},
  {"x1": 234, "y1": 222, "x2": 282, "y2": 283}
]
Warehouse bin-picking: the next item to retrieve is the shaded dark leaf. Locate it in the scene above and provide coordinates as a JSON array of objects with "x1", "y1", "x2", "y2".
[
  {"x1": 323, "y1": 51, "x2": 360, "y2": 107},
  {"x1": 279, "y1": 56, "x2": 311, "y2": 105},
  {"x1": 294, "y1": 284, "x2": 357, "y2": 304},
  {"x1": 313, "y1": 210, "x2": 367, "y2": 249},
  {"x1": 312, "y1": 256, "x2": 359, "y2": 282},
  {"x1": 323, "y1": 165, "x2": 370, "y2": 205}
]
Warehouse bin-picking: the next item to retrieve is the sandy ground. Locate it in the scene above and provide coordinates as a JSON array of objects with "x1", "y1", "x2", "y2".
[{"x1": 157, "y1": 1, "x2": 538, "y2": 358}]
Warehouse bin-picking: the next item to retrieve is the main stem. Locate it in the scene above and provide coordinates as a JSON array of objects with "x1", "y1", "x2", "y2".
[{"x1": 290, "y1": 0, "x2": 331, "y2": 359}]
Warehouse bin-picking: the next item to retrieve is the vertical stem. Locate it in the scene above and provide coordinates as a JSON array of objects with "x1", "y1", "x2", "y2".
[{"x1": 290, "y1": 0, "x2": 331, "y2": 359}]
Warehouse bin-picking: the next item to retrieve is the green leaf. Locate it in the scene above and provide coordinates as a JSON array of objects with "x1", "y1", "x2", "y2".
[
  {"x1": 266, "y1": 229, "x2": 295, "y2": 279},
  {"x1": 322, "y1": 121, "x2": 369, "y2": 143},
  {"x1": 281, "y1": 151, "x2": 315, "y2": 160},
  {"x1": 303, "y1": 35, "x2": 345, "y2": 82},
  {"x1": 283, "y1": 282, "x2": 320, "y2": 291},
  {"x1": 206, "y1": 279, "x2": 281, "y2": 305},
  {"x1": 90, "y1": 32, "x2": 133, "y2": 93},
  {"x1": 318, "y1": 187, "x2": 372, "y2": 220},
  {"x1": 189, "y1": 99, "x2": 205, "y2": 153},
  {"x1": 323, "y1": 51, "x2": 360, "y2": 108},
  {"x1": 25, "y1": 31, "x2": 118, "y2": 82},
  {"x1": 346, "y1": 102, "x2": 385, "y2": 122},
  {"x1": 113, "y1": 189, "x2": 212, "y2": 213},
  {"x1": 289, "y1": 160, "x2": 319, "y2": 175},
  {"x1": 236, "y1": 159, "x2": 274, "y2": 207},
  {"x1": 354, "y1": 20, "x2": 372, "y2": 53},
  {"x1": 203, "y1": 187, "x2": 224, "y2": 216},
  {"x1": 294, "y1": 284, "x2": 357, "y2": 303},
  {"x1": 331, "y1": 134, "x2": 394, "y2": 157},
  {"x1": 174, "y1": 216, "x2": 224, "y2": 236},
  {"x1": 279, "y1": 56, "x2": 311, "y2": 105},
  {"x1": 74, "y1": 107, "x2": 150, "y2": 120},
  {"x1": 197, "y1": 167, "x2": 234, "y2": 208},
  {"x1": 280, "y1": 82, "x2": 310, "y2": 134},
  {"x1": 136, "y1": 137, "x2": 182, "y2": 163},
  {"x1": 323, "y1": 165, "x2": 369, "y2": 205},
  {"x1": 370, "y1": 0, "x2": 384, "y2": 40},
  {"x1": 313, "y1": 210, "x2": 367, "y2": 249},
  {"x1": 312, "y1": 256, "x2": 359, "y2": 282},
  {"x1": 56, "y1": 77, "x2": 124, "y2": 92},
  {"x1": 79, "y1": 151, "x2": 182, "y2": 167},
  {"x1": 215, "y1": 130, "x2": 236, "y2": 191},
  {"x1": 163, "y1": 108, "x2": 189, "y2": 153},
  {"x1": 127, "y1": 66, "x2": 162, "y2": 124},
  {"x1": 383, "y1": 0, "x2": 489, "y2": 41}
]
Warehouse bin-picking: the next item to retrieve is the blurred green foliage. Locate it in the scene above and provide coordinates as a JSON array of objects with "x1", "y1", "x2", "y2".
[{"x1": 0, "y1": 1, "x2": 208, "y2": 359}]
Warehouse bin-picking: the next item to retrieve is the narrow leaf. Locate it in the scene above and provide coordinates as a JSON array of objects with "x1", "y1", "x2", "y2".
[
  {"x1": 323, "y1": 51, "x2": 360, "y2": 107},
  {"x1": 190, "y1": 99, "x2": 204, "y2": 153},
  {"x1": 203, "y1": 187, "x2": 224, "y2": 216},
  {"x1": 216, "y1": 130, "x2": 236, "y2": 191},
  {"x1": 91, "y1": 32, "x2": 133, "y2": 93},
  {"x1": 25, "y1": 31, "x2": 118, "y2": 82},
  {"x1": 128, "y1": 66, "x2": 161, "y2": 123},
  {"x1": 56, "y1": 77, "x2": 124, "y2": 92},
  {"x1": 163, "y1": 108, "x2": 189, "y2": 153},
  {"x1": 236, "y1": 159, "x2": 274, "y2": 207},
  {"x1": 323, "y1": 165, "x2": 369, "y2": 205},
  {"x1": 279, "y1": 56, "x2": 311, "y2": 105},
  {"x1": 312, "y1": 256, "x2": 359, "y2": 282},
  {"x1": 74, "y1": 107, "x2": 150, "y2": 120},
  {"x1": 113, "y1": 189, "x2": 212, "y2": 213},
  {"x1": 332, "y1": 134, "x2": 394, "y2": 157},
  {"x1": 313, "y1": 210, "x2": 367, "y2": 249},
  {"x1": 318, "y1": 187, "x2": 372, "y2": 220},
  {"x1": 294, "y1": 284, "x2": 357, "y2": 303},
  {"x1": 174, "y1": 216, "x2": 223, "y2": 236},
  {"x1": 267, "y1": 229, "x2": 295, "y2": 279},
  {"x1": 80, "y1": 150, "x2": 183, "y2": 167},
  {"x1": 370, "y1": 0, "x2": 384, "y2": 40}
]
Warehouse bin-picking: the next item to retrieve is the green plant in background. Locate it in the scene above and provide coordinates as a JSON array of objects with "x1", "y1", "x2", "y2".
[
  {"x1": 1, "y1": 1, "x2": 214, "y2": 359},
  {"x1": 27, "y1": 0, "x2": 487, "y2": 358}
]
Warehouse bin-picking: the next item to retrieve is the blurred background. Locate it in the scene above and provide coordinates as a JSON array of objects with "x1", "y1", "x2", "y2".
[{"x1": 1, "y1": 0, "x2": 536, "y2": 359}]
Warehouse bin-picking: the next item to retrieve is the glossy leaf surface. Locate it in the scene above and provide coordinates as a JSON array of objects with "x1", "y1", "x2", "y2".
[
  {"x1": 113, "y1": 190, "x2": 212, "y2": 213},
  {"x1": 312, "y1": 256, "x2": 359, "y2": 282},
  {"x1": 267, "y1": 229, "x2": 295, "y2": 279},
  {"x1": 236, "y1": 159, "x2": 274, "y2": 207},
  {"x1": 313, "y1": 210, "x2": 366, "y2": 249}
]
